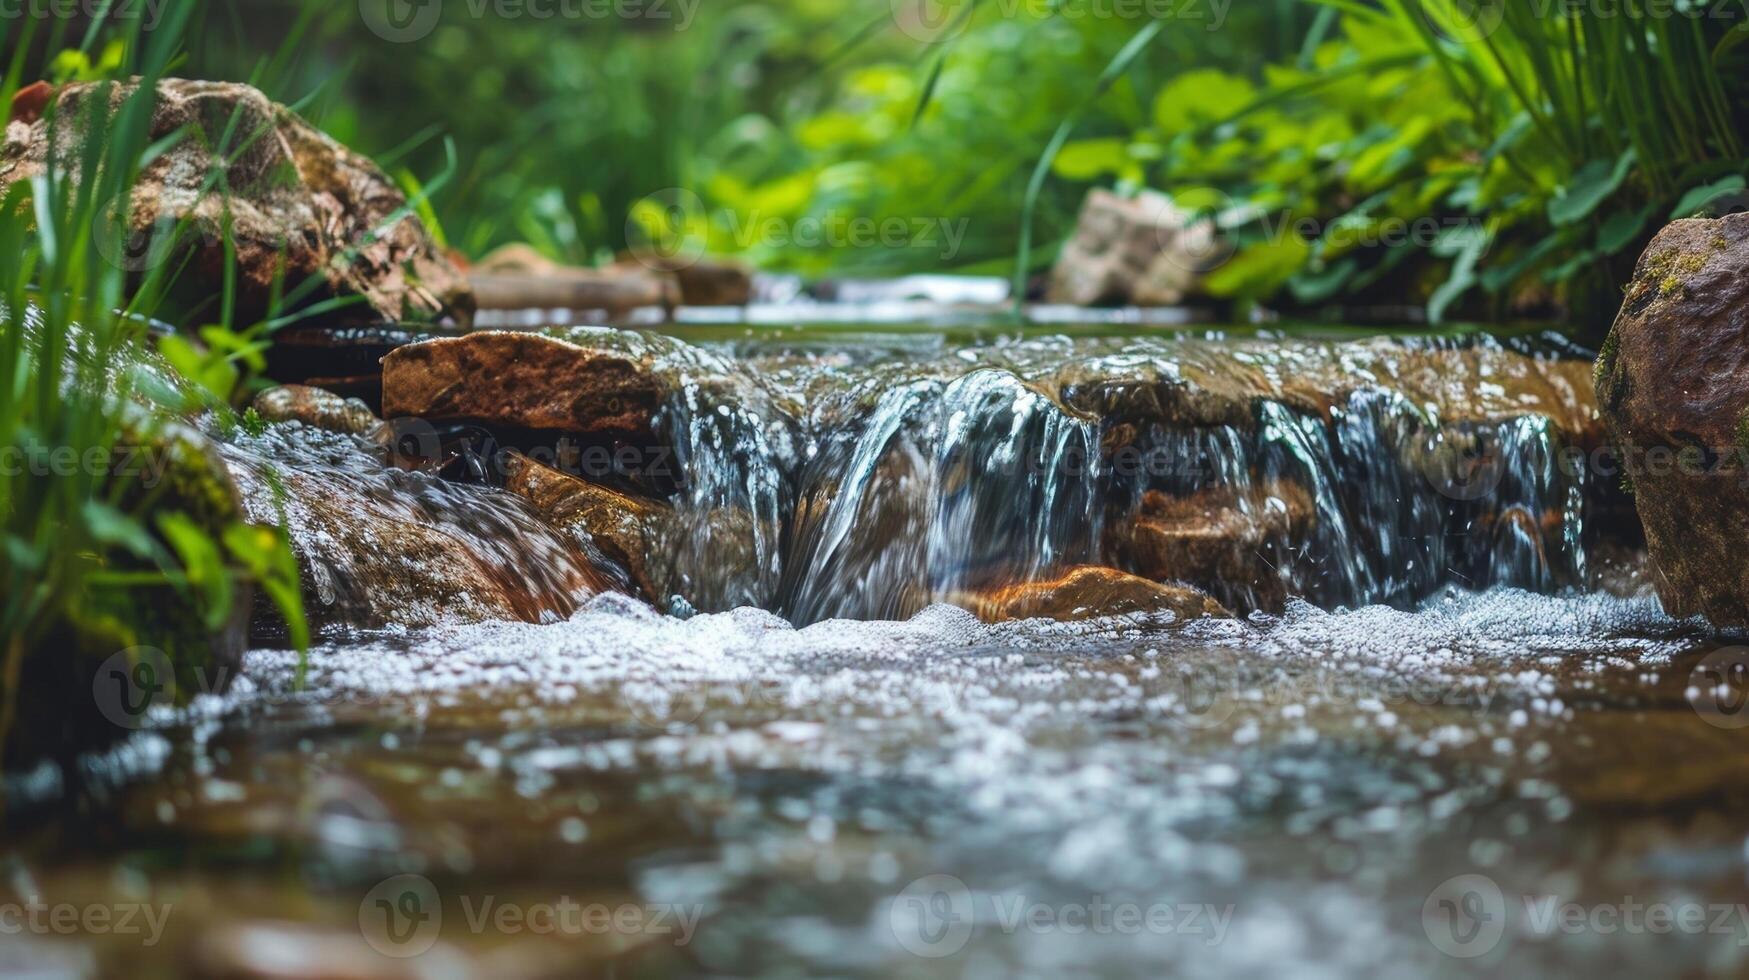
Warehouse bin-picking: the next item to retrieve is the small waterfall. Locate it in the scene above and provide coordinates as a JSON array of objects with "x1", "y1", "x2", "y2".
[
  {"x1": 244, "y1": 329, "x2": 1601, "y2": 627},
  {"x1": 780, "y1": 369, "x2": 1103, "y2": 624},
  {"x1": 222, "y1": 425, "x2": 605, "y2": 631},
  {"x1": 1101, "y1": 385, "x2": 1588, "y2": 611}
]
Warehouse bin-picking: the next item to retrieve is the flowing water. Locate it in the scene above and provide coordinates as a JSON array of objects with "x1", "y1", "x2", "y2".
[{"x1": 6, "y1": 324, "x2": 1748, "y2": 979}]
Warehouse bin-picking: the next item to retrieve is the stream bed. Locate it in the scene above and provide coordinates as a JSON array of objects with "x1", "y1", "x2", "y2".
[{"x1": 6, "y1": 325, "x2": 1749, "y2": 978}]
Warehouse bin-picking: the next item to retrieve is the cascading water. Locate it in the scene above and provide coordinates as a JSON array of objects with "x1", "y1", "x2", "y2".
[
  {"x1": 221, "y1": 424, "x2": 606, "y2": 630},
  {"x1": 780, "y1": 369, "x2": 1104, "y2": 623},
  {"x1": 234, "y1": 328, "x2": 1603, "y2": 630}
]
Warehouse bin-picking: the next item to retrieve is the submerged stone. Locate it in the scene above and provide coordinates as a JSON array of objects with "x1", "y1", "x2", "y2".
[
  {"x1": 1108, "y1": 482, "x2": 1314, "y2": 613},
  {"x1": 503, "y1": 451, "x2": 667, "y2": 605},
  {"x1": 964, "y1": 565, "x2": 1228, "y2": 623},
  {"x1": 223, "y1": 426, "x2": 608, "y2": 633}
]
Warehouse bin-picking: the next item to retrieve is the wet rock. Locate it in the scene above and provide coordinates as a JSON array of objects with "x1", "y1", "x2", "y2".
[
  {"x1": 1058, "y1": 338, "x2": 1602, "y2": 443},
  {"x1": 380, "y1": 332, "x2": 666, "y2": 441},
  {"x1": 5, "y1": 416, "x2": 252, "y2": 767},
  {"x1": 502, "y1": 452, "x2": 765, "y2": 616},
  {"x1": 1595, "y1": 212, "x2": 1749, "y2": 625},
  {"x1": 252, "y1": 385, "x2": 383, "y2": 437},
  {"x1": 966, "y1": 566, "x2": 1228, "y2": 623},
  {"x1": 1107, "y1": 481, "x2": 1315, "y2": 613},
  {"x1": 1, "y1": 79, "x2": 472, "y2": 326},
  {"x1": 264, "y1": 324, "x2": 429, "y2": 414},
  {"x1": 503, "y1": 451, "x2": 666, "y2": 604},
  {"x1": 223, "y1": 428, "x2": 608, "y2": 633},
  {"x1": 1046, "y1": 189, "x2": 1221, "y2": 306}
]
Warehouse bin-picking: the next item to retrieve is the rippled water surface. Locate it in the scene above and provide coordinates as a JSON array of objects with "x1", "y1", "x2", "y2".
[
  {"x1": 7, "y1": 326, "x2": 1749, "y2": 978},
  {"x1": 11, "y1": 588, "x2": 1749, "y2": 978}
]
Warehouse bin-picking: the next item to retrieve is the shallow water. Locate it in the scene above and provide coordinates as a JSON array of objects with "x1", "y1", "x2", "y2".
[
  {"x1": 9, "y1": 589, "x2": 1749, "y2": 978},
  {"x1": 9, "y1": 325, "x2": 1747, "y2": 978}
]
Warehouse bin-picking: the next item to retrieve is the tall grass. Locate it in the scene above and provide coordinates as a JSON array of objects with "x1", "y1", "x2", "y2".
[
  {"x1": 0, "y1": 3, "x2": 307, "y2": 768},
  {"x1": 1310, "y1": 0, "x2": 1747, "y2": 320}
]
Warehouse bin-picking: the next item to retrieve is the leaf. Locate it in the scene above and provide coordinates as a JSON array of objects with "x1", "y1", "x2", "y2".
[
  {"x1": 1153, "y1": 70, "x2": 1255, "y2": 135},
  {"x1": 1714, "y1": 21, "x2": 1749, "y2": 66},
  {"x1": 158, "y1": 513, "x2": 233, "y2": 632},
  {"x1": 1548, "y1": 149, "x2": 1637, "y2": 227},
  {"x1": 1288, "y1": 257, "x2": 1358, "y2": 304},
  {"x1": 1051, "y1": 139, "x2": 1131, "y2": 181},
  {"x1": 223, "y1": 523, "x2": 309, "y2": 655},
  {"x1": 1668, "y1": 176, "x2": 1747, "y2": 221},
  {"x1": 83, "y1": 501, "x2": 162, "y2": 563},
  {"x1": 1428, "y1": 228, "x2": 1490, "y2": 325},
  {"x1": 1595, "y1": 206, "x2": 1653, "y2": 255},
  {"x1": 1204, "y1": 234, "x2": 1311, "y2": 299}
]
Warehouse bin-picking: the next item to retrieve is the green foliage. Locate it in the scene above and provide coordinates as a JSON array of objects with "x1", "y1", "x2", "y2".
[
  {"x1": 0, "y1": 3, "x2": 309, "y2": 765},
  {"x1": 176, "y1": 1, "x2": 1746, "y2": 324},
  {"x1": 1051, "y1": 1, "x2": 1749, "y2": 323}
]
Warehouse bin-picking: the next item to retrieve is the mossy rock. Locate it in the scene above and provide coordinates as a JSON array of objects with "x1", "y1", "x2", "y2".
[{"x1": 0, "y1": 416, "x2": 250, "y2": 770}]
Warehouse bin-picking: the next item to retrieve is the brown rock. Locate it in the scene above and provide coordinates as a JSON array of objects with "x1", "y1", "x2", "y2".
[
  {"x1": 615, "y1": 255, "x2": 754, "y2": 307},
  {"x1": 224, "y1": 441, "x2": 609, "y2": 632},
  {"x1": 380, "y1": 332, "x2": 665, "y2": 440},
  {"x1": 1595, "y1": 212, "x2": 1749, "y2": 624},
  {"x1": 1108, "y1": 481, "x2": 1315, "y2": 612},
  {"x1": 472, "y1": 243, "x2": 682, "y2": 312},
  {"x1": 1046, "y1": 189, "x2": 1223, "y2": 306},
  {"x1": 252, "y1": 385, "x2": 383, "y2": 437},
  {"x1": 503, "y1": 451, "x2": 667, "y2": 604},
  {"x1": 968, "y1": 566, "x2": 1228, "y2": 623},
  {"x1": 9, "y1": 80, "x2": 50, "y2": 124},
  {"x1": 0, "y1": 79, "x2": 472, "y2": 326}
]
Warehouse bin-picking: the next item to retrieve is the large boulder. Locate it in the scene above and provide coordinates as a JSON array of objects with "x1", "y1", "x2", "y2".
[
  {"x1": 2, "y1": 78, "x2": 473, "y2": 326},
  {"x1": 1595, "y1": 212, "x2": 1749, "y2": 624}
]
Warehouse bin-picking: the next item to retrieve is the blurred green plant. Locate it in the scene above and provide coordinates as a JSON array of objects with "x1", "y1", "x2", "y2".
[
  {"x1": 1045, "y1": 0, "x2": 1748, "y2": 325},
  {"x1": 0, "y1": 2, "x2": 309, "y2": 768}
]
